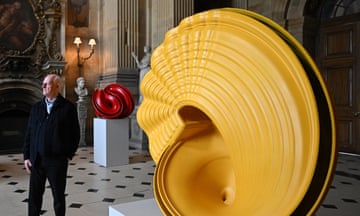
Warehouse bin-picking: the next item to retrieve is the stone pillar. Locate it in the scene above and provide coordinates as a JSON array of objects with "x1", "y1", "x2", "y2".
[
  {"x1": 233, "y1": 0, "x2": 248, "y2": 9},
  {"x1": 150, "y1": 0, "x2": 194, "y2": 48},
  {"x1": 286, "y1": 17, "x2": 305, "y2": 44}
]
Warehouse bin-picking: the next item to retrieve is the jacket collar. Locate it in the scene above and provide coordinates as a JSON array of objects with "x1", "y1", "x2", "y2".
[{"x1": 42, "y1": 94, "x2": 65, "y2": 106}]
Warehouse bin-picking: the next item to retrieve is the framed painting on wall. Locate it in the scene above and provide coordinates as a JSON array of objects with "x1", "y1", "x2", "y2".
[
  {"x1": 68, "y1": 0, "x2": 89, "y2": 28},
  {"x1": 0, "y1": 0, "x2": 39, "y2": 52}
]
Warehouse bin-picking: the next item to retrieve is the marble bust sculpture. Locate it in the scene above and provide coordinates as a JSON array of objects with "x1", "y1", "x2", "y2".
[{"x1": 74, "y1": 76, "x2": 88, "y2": 101}]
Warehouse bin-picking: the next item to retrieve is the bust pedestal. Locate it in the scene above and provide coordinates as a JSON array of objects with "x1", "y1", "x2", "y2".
[
  {"x1": 129, "y1": 105, "x2": 148, "y2": 150},
  {"x1": 77, "y1": 98, "x2": 88, "y2": 146}
]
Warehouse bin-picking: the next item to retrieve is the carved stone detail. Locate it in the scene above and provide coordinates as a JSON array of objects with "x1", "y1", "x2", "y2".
[{"x1": 0, "y1": 0, "x2": 64, "y2": 79}]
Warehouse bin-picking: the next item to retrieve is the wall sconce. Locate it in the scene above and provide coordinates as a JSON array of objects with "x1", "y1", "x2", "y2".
[{"x1": 74, "y1": 37, "x2": 96, "y2": 67}]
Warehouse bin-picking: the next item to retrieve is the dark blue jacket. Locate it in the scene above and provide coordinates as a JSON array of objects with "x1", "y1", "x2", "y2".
[{"x1": 23, "y1": 94, "x2": 80, "y2": 164}]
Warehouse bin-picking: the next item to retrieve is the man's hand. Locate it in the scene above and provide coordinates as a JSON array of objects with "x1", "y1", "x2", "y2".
[{"x1": 24, "y1": 159, "x2": 32, "y2": 174}]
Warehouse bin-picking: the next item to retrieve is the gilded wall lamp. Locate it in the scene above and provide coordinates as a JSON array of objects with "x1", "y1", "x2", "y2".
[{"x1": 73, "y1": 37, "x2": 96, "y2": 67}]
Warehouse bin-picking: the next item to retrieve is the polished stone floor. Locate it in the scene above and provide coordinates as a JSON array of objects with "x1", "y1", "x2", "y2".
[{"x1": 0, "y1": 147, "x2": 359, "y2": 216}]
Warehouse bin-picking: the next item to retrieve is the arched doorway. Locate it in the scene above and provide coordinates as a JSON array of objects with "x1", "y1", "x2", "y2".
[
  {"x1": 316, "y1": 0, "x2": 360, "y2": 154},
  {"x1": 0, "y1": 82, "x2": 42, "y2": 154},
  {"x1": 0, "y1": 110, "x2": 29, "y2": 154}
]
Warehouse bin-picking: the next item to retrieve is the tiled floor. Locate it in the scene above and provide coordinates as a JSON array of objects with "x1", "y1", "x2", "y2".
[
  {"x1": 0, "y1": 147, "x2": 359, "y2": 216},
  {"x1": 0, "y1": 147, "x2": 155, "y2": 216}
]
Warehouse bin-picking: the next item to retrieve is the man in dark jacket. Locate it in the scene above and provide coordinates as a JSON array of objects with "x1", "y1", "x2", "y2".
[{"x1": 23, "y1": 73, "x2": 80, "y2": 216}]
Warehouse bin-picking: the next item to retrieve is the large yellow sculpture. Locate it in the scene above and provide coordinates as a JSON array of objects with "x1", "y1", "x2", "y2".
[{"x1": 137, "y1": 8, "x2": 336, "y2": 215}]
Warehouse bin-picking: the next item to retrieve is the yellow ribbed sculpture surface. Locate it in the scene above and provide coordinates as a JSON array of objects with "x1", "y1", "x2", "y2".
[{"x1": 137, "y1": 8, "x2": 336, "y2": 215}]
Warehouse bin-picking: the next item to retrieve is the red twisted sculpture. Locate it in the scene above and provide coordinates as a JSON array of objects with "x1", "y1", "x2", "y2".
[{"x1": 92, "y1": 83, "x2": 135, "y2": 119}]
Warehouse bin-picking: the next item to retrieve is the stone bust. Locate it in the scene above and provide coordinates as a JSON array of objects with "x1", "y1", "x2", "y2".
[{"x1": 74, "y1": 76, "x2": 88, "y2": 101}]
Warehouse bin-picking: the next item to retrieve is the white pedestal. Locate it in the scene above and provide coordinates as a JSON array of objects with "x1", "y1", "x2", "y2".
[
  {"x1": 94, "y1": 118, "x2": 129, "y2": 167},
  {"x1": 109, "y1": 199, "x2": 163, "y2": 216},
  {"x1": 129, "y1": 106, "x2": 148, "y2": 150}
]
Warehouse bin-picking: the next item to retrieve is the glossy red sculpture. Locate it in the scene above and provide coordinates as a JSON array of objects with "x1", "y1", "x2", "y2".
[{"x1": 92, "y1": 83, "x2": 135, "y2": 119}]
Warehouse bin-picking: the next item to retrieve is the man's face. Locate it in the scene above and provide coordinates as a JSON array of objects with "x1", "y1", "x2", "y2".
[{"x1": 42, "y1": 75, "x2": 59, "y2": 98}]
